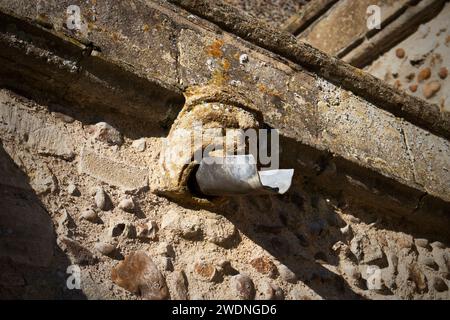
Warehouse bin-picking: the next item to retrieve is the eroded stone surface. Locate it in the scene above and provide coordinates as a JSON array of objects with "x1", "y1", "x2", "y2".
[{"x1": 79, "y1": 148, "x2": 148, "y2": 191}]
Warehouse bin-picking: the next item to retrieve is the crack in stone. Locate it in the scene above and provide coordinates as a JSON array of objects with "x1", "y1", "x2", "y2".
[{"x1": 399, "y1": 121, "x2": 421, "y2": 188}]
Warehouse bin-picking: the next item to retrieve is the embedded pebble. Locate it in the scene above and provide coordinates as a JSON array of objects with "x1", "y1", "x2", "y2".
[
  {"x1": 80, "y1": 208, "x2": 98, "y2": 222},
  {"x1": 161, "y1": 210, "x2": 202, "y2": 240},
  {"x1": 278, "y1": 264, "x2": 297, "y2": 284},
  {"x1": 423, "y1": 81, "x2": 441, "y2": 99},
  {"x1": 56, "y1": 209, "x2": 74, "y2": 237},
  {"x1": 67, "y1": 183, "x2": 80, "y2": 196},
  {"x1": 91, "y1": 122, "x2": 123, "y2": 146},
  {"x1": 387, "y1": 251, "x2": 399, "y2": 272},
  {"x1": 363, "y1": 265, "x2": 383, "y2": 291},
  {"x1": 395, "y1": 48, "x2": 405, "y2": 58},
  {"x1": 418, "y1": 67, "x2": 431, "y2": 81},
  {"x1": 194, "y1": 261, "x2": 220, "y2": 282},
  {"x1": 113, "y1": 222, "x2": 135, "y2": 239},
  {"x1": 118, "y1": 197, "x2": 135, "y2": 212},
  {"x1": 409, "y1": 84, "x2": 418, "y2": 92},
  {"x1": 111, "y1": 251, "x2": 169, "y2": 300},
  {"x1": 169, "y1": 270, "x2": 189, "y2": 300},
  {"x1": 94, "y1": 241, "x2": 116, "y2": 256},
  {"x1": 381, "y1": 267, "x2": 396, "y2": 290},
  {"x1": 259, "y1": 281, "x2": 284, "y2": 300},
  {"x1": 250, "y1": 256, "x2": 278, "y2": 278},
  {"x1": 94, "y1": 187, "x2": 107, "y2": 211},
  {"x1": 231, "y1": 274, "x2": 255, "y2": 300},
  {"x1": 432, "y1": 251, "x2": 449, "y2": 272},
  {"x1": 350, "y1": 236, "x2": 363, "y2": 261},
  {"x1": 136, "y1": 220, "x2": 158, "y2": 241},
  {"x1": 438, "y1": 67, "x2": 448, "y2": 79},
  {"x1": 179, "y1": 218, "x2": 203, "y2": 239},
  {"x1": 132, "y1": 138, "x2": 146, "y2": 152},
  {"x1": 31, "y1": 168, "x2": 58, "y2": 195}
]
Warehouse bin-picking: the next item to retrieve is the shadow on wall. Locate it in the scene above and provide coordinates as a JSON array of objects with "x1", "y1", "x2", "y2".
[
  {"x1": 0, "y1": 142, "x2": 86, "y2": 299},
  {"x1": 178, "y1": 136, "x2": 450, "y2": 299},
  {"x1": 217, "y1": 185, "x2": 366, "y2": 300}
]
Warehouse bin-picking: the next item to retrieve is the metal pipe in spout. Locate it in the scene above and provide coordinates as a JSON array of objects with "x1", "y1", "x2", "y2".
[{"x1": 195, "y1": 155, "x2": 294, "y2": 196}]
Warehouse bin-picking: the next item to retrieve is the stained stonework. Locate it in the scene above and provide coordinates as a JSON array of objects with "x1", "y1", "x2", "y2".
[
  {"x1": 367, "y1": 2, "x2": 450, "y2": 113},
  {"x1": 0, "y1": 0, "x2": 449, "y2": 301}
]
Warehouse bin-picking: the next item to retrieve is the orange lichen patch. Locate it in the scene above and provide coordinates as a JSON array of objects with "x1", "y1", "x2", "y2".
[
  {"x1": 221, "y1": 58, "x2": 231, "y2": 71},
  {"x1": 206, "y1": 39, "x2": 224, "y2": 58},
  {"x1": 142, "y1": 24, "x2": 150, "y2": 32},
  {"x1": 257, "y1": 83, "x2": 266, "y2": 93},
  {"x1": 210, "y1": 69, "x2": 229, "y2": 86},
  {"x1": 257, "y1": 83, "x2": 281, "y2": 98}
]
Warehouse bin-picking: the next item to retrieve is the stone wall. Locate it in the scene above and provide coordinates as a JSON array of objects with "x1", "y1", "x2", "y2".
[{"x1": 0, "y1": 0, "x2": 449, "y2": 300}]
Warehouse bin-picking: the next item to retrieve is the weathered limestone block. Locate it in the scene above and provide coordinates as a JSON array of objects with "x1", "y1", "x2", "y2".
[
  {"x1": 317, "y1": 84, "x2": 415, "y2": 185},
  {"x1": 403, "y1": 123, "x2": 450, "y2": 202},
  {"x1": 298, "y1": 0, "x2": 410, "y2": 56},
  {"x1": 0, "y1": 90, "x2": 75, "y2": 160},
  {"x1": 79, "y1": 147, "x2": 148, "y2": 191}
]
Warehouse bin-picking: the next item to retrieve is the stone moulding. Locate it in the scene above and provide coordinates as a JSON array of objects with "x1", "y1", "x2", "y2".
[
  {"x1": 0, "y1": 0, "x2": 449, "y2": 237},
  {"x1": 167, "y1": 0, "x2": 450, "y2": 141}
]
